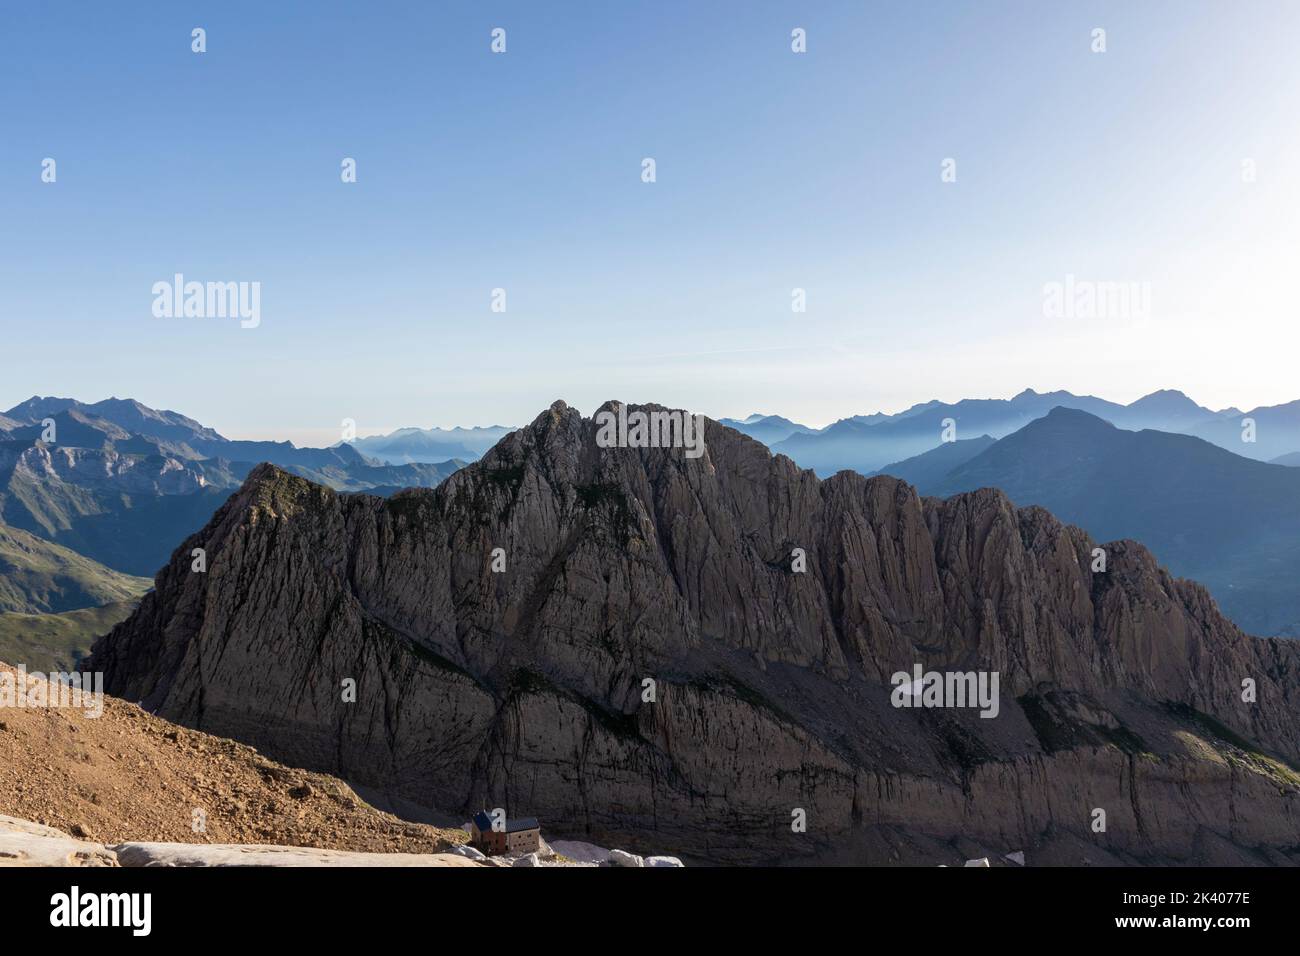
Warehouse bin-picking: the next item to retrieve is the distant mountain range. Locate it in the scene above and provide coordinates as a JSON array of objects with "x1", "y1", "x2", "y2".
[
  {"x1": 876, "y1": 407, "x2": 1300, "y2": 637},
  {"x1": 1, "y1": 397, "x2": 479, "y2": 474},
  {"x1": 726, "y1": 389, "x2": 1293, "y2": 476},
  {"x1": 1186, "y1": 400, "x2": 1300, "y2": 462},
  {"x1": 0, "y1": 396, "x2": 474, "y2": 586},
  {"x1": 347, "y1": 425, "x2": 515, "y2": 464},
  {"x1": 716, "y1": 414, "x2": 816, "y2": 446}
]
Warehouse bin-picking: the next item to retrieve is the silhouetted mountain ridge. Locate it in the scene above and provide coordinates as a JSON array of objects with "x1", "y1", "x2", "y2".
[
  {"x1": 768, "y1": 388, "x2": 1247, "y2": 475},
  {"x1": 0, "y1": 396, "x2": 472, "y2": 578},
  {"x1": 900, "y1": 407, "x2": 1300, "y2": 637}
]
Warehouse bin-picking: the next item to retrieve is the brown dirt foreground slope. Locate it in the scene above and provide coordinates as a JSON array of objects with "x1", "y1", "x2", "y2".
[{"x1": 0, "y1": 663, "x2": 467, "y2": 854}]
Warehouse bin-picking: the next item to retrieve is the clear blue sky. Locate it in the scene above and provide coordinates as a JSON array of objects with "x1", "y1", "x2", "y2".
[{"x1": 3, "y1": 1, "x2": 1298, "y2": 444}]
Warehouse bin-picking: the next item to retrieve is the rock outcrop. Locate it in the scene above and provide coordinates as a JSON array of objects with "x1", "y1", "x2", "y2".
[
  {"x1": 0, "y1": 440, "x2": 216, "y2": 499},
  {"x1": 109, "y1": 842, "x2": 477, "y2": 867},
  {"x1": 0, "y1": 816, "x2": 474, "y2": 867},
  {"x1": 0, "y1": 814, "x2": 118, "y2": 867},
  {"x1": 89, "y1": 401, "x2": 1300, "y2": 864}
]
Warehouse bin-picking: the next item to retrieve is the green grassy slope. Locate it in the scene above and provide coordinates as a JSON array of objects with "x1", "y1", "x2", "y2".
[
  {"x1": 0, "y1": 599, "x2": 138, "y2": 671},
  {"x1": 0, "y1": 522, "x2": 152, "y2": 614}
]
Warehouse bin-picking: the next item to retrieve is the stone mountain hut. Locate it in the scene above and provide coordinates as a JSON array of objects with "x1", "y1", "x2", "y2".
[{"x1": 470, "y1": 811, "x2": 541, "y2": 856}]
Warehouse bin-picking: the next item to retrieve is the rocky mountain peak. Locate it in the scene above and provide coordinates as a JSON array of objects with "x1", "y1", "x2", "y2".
[{"x1": 88, "y1": 402, "x2": 1300, "y2": 864}]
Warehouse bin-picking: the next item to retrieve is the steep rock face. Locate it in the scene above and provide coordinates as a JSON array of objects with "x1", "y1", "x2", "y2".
[
  {"x1": 89, "y1": 402, "x2": 1300, "y2": 863},
  {"x1": 0, "y1": 441, "x2": 232, "y2": 576},
  {"x1": 0, "y1": 442, "x2": 214, "y2": 498}
]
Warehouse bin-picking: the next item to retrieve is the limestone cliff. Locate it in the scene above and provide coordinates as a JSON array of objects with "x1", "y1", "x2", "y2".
[{"x1": 89, "y1": 401, "x2": 1300, "y2": 864}]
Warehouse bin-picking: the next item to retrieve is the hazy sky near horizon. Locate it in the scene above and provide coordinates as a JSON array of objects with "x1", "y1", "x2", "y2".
[{"x1": 3, "y1": 1, "x2": 1299, "y2": 445}]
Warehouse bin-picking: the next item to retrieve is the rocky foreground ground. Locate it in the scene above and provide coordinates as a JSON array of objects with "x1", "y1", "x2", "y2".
[
  {"x1": 0, "y1": 814, "x2": 478, "y2": 867},
  {"x1": 0, "y1": 664, "x2": 680, "y2": 867},
  {"x1": 0, "y1": 811, "x2": 687, "y2": 867},
  {"x1": 0, "y1": 664, "x2": 469, "y2": 854}
]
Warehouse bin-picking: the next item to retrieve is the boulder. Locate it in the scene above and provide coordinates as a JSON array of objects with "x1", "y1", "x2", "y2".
[
  {"x1": 0, "y1": 815, "x2": 117, "y2": 868},
  {"x1": 550, "y1": 840, "x2": 612, "y2": 864},
  {"x1": 610, "y1": 849, "x2": 644, "y2": 867},
  {"x1": 964, "y1": 858, "x2": 990, "y2": 867},
  {"x1": 645, "y1": 856, "x2": 684, "y2": 867},
  {"x1": 450, "y1": 844, "x2": 488, "y2": 862},
  {"x1": 111, "y1": 842, "x2": 478, "y2": 867},
  {"x1": 513, "y1": 852, "x2": 541, "y2": 867}
]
